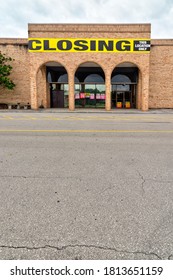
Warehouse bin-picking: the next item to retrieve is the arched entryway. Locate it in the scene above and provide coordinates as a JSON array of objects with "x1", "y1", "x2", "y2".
[
  {"x1": 36, "y1": 61, "x2": 68, "y2": 109},
  {"x1": 75, "y1": 62, "x2": 105, "y2": 108},
  {"x1": 111, "y1": 62, "x2": 139, "y2": 109},
  {"x1": 46, "y1": 62, "x2": 68, "y2": 108}
]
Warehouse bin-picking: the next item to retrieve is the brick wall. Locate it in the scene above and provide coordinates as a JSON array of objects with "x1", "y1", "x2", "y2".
[
  {"x1": 0, "y1": 39, "x2": 30, "y2": 106},
  {"x1": 149, "y1": 39, "x2": 173, "y2": 108}
]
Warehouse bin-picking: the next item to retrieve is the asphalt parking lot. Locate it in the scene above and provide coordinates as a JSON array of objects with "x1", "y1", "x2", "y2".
[{"x1": 0, "y1": 110, "x2": 173, "y2": 259}]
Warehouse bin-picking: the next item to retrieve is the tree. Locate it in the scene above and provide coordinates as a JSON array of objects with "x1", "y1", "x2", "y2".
[{"x1": 0, "y1": 52, "x2": 15, "y2": 90}]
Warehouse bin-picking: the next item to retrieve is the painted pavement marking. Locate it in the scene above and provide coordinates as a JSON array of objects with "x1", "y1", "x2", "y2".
[{"x1": 0, "y1": 129, "x2": 173, "y2": 133}]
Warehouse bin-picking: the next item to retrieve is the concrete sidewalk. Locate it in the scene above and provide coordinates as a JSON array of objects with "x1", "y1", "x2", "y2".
[{"x1": 0, "y1": 108, "x2": 173, "y2": 114}]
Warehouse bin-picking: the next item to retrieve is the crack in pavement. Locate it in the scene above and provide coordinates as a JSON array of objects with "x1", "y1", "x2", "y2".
[
  {"x1": 0, "y1": 175, "x2": 80, "y2": 180},
  {"x1": 0, "y1": 244, "x2": 162, "y2": 259},
  {"x1": 137, "y1": 171, "x2": 145, "y2": 194},
  {"x1": 100, "y1": 184, "x2": 117, "y2": 195},
  {"x1": 147, "y1": 179, "x2": 173, "y2": 183},
  {"x1": 1, "y1": 175, "x2": 173, "y2": 184}
]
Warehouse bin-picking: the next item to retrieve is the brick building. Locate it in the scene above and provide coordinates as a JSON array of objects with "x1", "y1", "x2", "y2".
[{"x1": 0, "y1": 23, "x2": 173, "y2": 110}]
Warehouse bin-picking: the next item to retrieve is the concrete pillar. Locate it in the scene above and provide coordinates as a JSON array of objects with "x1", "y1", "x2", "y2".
[
  {"x1": 105, "y1": 72, "x2": 111, "y2": 111},
  {"x1": 141, "y1": 70, "x2": 149, "y2": 111},
  {"x1": 40, "y1": 65, "x2": 48, "y2": 108},
  {"x1": 46, "y1": 81, "x2": 50, "y2": 108},
  {"x1": 68, "y1": 71, "x2": 75, "y2": 111},
  {"x1": 30, "y1": 71, "x2": 38, "y2": 110},
  {"x1": 137, "y1": 70, "x2": 142, "y2": 109}
]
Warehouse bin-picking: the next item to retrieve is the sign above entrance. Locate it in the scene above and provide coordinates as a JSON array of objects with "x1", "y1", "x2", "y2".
[{"x1": 28, "y1": 38, "x2": 151, "y2": 53}]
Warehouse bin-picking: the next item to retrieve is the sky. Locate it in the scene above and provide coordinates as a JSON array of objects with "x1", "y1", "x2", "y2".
[{"x1": 0, "y1": 0, "x2": 173, "y2": 39}]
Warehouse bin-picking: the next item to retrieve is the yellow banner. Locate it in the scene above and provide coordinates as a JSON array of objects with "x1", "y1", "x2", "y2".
[{"x1": 28, "y1": 38, "x2": 150, "y2": 53}]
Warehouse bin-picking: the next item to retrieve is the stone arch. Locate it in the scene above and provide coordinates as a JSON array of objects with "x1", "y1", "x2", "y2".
[
  {"x1": 74, "y1": 61, "x2": 106, "y2": 109},
  {"x1": 36, "y1": 61, "x2": 69, "y2": 109},
  {"x1": 74, "y1": 61, "x2": 106, "y2": 77},
  {"x1": 111, "y1": 61, "x2": 140, "y2": 109},
  {"x1": 111, "y1": 61, "x2": 142, "y2": 75},
  {"x1": 36, "y1": 60, "x2": 68, "y2": 76}
]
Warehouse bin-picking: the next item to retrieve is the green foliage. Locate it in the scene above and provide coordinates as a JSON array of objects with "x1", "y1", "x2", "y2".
[{"x1": 0, "y1": 52, "x2": 15, "y2": 90}]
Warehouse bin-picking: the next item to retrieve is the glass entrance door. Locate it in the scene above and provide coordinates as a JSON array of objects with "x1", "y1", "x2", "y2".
[
  {"x1": 111, "y1": 84, "x2": 136, "y2": 108},
  {"x1": 116, "y1": 91, "x2": 124, "y2": 108},
  {"x1": 50, "y1": 83, "x2": 69, "y2": 108}
]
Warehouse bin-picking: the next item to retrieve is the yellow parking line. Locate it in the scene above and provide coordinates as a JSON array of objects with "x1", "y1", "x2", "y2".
[
  {"x1": 1, "y1": 116, "x2": 14, "y2": 120},
  {"x1": 43, "y1": 117, "x2": 61, "y2": 120},
  {"x1": 0, "y1": 129, "x2": 173, "y2": 133},
  {"x1": 23, "y1": 117, "x2": 38, "y2": 120},
  {"x1": 0, "y1": 117, "x2": 172, "y2": 122}
]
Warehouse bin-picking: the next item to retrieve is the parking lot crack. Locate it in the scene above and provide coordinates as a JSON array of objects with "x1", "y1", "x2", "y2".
[
  {"x1": 0, "y1": 175, "x2": 28, "y2": 179},
  {"x1": 0, "y1": 175, "x2": 78, "y2": 179},
  {"x1": 137, "y1": 170, "x2": 145, "y2": 194},
  {"x1": 0, "y1": 244, "x2": 162, "y2": 259},
  {"x1": 100, "y1": 184, "x2": 116, "y2": 195}
]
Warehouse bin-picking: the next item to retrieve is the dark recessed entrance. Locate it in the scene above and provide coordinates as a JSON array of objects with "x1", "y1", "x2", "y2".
[
  {"x1": 111, "y1": 64, "x2": 138, "y2": 109},
  {"x1": 75, "y1": 62, "x2": 105, "y2": 108},
  {"x1": 46, "y1": 63, "x2": 68, "y2": 108}
]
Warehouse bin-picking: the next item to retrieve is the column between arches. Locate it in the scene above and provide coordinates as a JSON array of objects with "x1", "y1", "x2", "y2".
[
  {"x1": 141, "y1": 69, "x2": 149, "y2": 111},
  {"x1": 68, "y1": 70, "x2": 75, "y2": 111},
  {"x1": 30, "y1": 69, "x2": 38, "y2": 109},
  {"x1": 105, "y1": 71, "x2": 111, "y2": 111}
]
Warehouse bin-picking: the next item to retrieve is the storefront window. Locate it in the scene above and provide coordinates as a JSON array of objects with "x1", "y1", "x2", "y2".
[
  {"x1": 75, "y1": 83, "x2": 105, "y2": 108},
  {"x1": 84, "y1": 74, "x2": 104, "y2": 83},
  {"x1": 58, "y1": 74, "x2": 68, "y2": 83}
]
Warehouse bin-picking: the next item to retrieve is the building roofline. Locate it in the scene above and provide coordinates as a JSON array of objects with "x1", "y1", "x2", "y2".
[
  {"x1": 0, "y1": 38, "x2": 27, "y2": 45},
  {"x1": 28, "y1": 23, "x2": 151, "y2": 33},
  {"x1": 151, "y1": 39, "x2": 173, "y2": 45}
]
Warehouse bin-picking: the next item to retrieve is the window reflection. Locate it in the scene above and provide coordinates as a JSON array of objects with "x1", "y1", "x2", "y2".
[
  {"x1": 111, "y1": 74, "x2": 131, "y2": 83},
  {"x1": 84, "y1": 74, "x2": 104, "y2": 83},
  {"x1": 75, "y1": 83, "x2": 105, "y2": 108}
]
